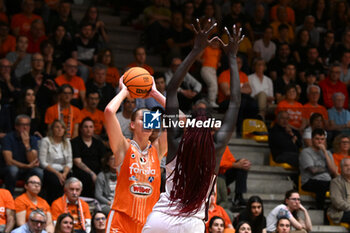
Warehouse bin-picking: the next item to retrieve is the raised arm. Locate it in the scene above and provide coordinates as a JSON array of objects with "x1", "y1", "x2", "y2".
[
  {"x1": 214, "y1": 26, "x2": 244, "y2": 172},
  {"x1": 166, "y1": 19, "x2": 217, "y2": 164}
]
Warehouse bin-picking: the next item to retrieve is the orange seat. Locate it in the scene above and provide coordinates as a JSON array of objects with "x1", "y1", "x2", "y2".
[
  {"x1": 269, "y1": 153, "x2": 297, "y2": 170},
  {"x1": 242, "y1": 119, "x2": 268, "y2": 142}
]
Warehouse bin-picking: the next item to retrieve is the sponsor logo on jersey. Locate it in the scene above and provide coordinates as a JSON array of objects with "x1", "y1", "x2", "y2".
[
  {"x1": 129, "y1": 162, "x2": 156, "y2": 175},
  {"x1": 148, "y1": 176, "x2": 154, "y2": 183},
  {"x1": 130, "y1": 184, "x2": 153, "y2": 196},
  {"x1": 140, "y1": 157, "x2": 147, "y2": 164},
  {"x1": 129, "y1": 175, "x2": 138, "y2": 181},
  {"x1": 131, "y1": 153, "x2": 135, "y2": 159}
]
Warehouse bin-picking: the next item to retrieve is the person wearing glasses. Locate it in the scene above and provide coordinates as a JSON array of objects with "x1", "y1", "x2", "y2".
[
  {"x1": 14, "y1": 175, "x2": 54, "y2": 233},
  {"x1": 266, "y1": 190, "x2": 312, "y2": 233},
  {"x1": 1, "y1": 114, "x2": 43, "y2": 195},
  {"x1": 90, "y1": 212, "x2": 106, "y2": 233},
  {"x1": 11, "y1": 209, "x2": 48, "y2": 233}
]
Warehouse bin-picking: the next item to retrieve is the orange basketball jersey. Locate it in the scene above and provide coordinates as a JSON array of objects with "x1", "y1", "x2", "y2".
[{"x1": 111, "y1": 141, "x2": 160, "y2": 226}]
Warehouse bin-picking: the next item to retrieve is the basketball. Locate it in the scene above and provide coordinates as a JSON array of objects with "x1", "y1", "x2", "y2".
[{"x1": 123, "y1": 67, "x2": 153, "y2": 98}]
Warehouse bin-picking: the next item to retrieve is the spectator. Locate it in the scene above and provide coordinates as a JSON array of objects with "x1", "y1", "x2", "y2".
[
  {"x1": 303, "y1": 85, "x2": 328, "y2": 123},
  {"x1": 126, "y1": 46, "x2": 154, "y2": 75},
  {"x1": 39, "y1": 40, "x2": 55, "y2": 76},
  {"x1": 293, "y1": 29, "x2": 311, "y2": 64},
  {"x1": 235, "y1": 221, "x2": 252, "y2": 233},
  {"x1": 27, "y1": 19, "x2": 47, "y2": 54},
  {"x1": 295, "y1": 15, "x2": 320, "y2": 46},
  {"x1": 253, "y1": 26, "x2": 276, "y2": 63},
  {"x1": 274, "y1": 63, "x2": 297, "y2": 103},
  {"x1": 330, "y1": 1, "x2": 349, "y2": 40},
  {"x1": 268, "y1": 43, "x2": 294, "y2": 81},
  {"x1": 0, "y1": 88, "x2": 12, "y2": 141},
  {"x1": 145, "y1": 73, "x2": 166, "y2": 110},
  {"x1": 71, "y1": 117, "x2": 107, "y2": 197},
  {"x1": 298, "y1": 47, "x2": 325, "y2": 83},
  {"x1": 275, "y1": 217, "x2": 291, "y2": 233},
  {"x1": 318, "y1": 31, "x2": 336, "y2": 68},
  {"x1": 249, "y1": 4, "x2": 269, "y2": 40},
  {"x1": 14, "y1": 175, "x2": 53, "y2": 233},
  {"x1": 90, "y1": 211, "x2": 106, "y2": 233},
  {"x1": 248, "y1": 58, "x2": 274, "y2": 120},
  {"x1": 0, "y1": 59, "x2": 20, "y2": 105},
  {"x1": 47, "y1": 0, "x2": 77, "y2": 40},
  {"x1": 96, "y1": 49, "x2": 120, "y2": 88},
  {"x1": 53, "y1": 213, "x2": 74, "y2": 233},
  {"x1": 95, "y1": 153, "x2": 117, "y2": 215},
  {"x1": 165, "y1": 57, "x2": 202, "y2": 113},
  {"x1": 6, "y1": 36, "x2": 31, "y2": 80},
  {"x1": 20, "y1": 53, "x2": 57, "y2": 116},
  {"x1": 273, "y1": 24, "x2": 291, "y2": 49},
  {"x1": 266, "y1": 190, "x2": 312, "y2": 232},
  {"x1": 0, "y1": 22, "x2": 16, "y2": 58},
  {"x1": 303, "y1": 113, "x2": 327, "y2": 148},
  {"x1": 299, "y1": 71, "x2": 318, "y2": 105},
  {"x1": 165, "y1": 11, "x2": 194, "y2": 60},
  {"x1": 54, "y1": 58, "x2": 86, "y2": 108},
  {"x1": 219, "y1": 146, "x2": 250, "y2": 207},
  {"x1": 80, "y1": 90, "x2": 105, "y2": 136},
  {"x1": 39, "y1": 120, "x2": 72, "y2": 204},
  {"x1": 51, "y1": 177, "x2": 91, "y2": 233},
  {"x1": 11, "y1": 209, "x2": 47, "y2": 233},
  {"x1": 116, "y1": 97, "x2": 136, "y2": 139},
  {"x1": 80, "y1": 6, "x2": 109, "y2": 45},
  {"x1": 269, "y1": 111, "x2": 302, "y2": 167},
  {"x1": 270, "y1": 7, "x2": 294, "y2": 43},
  {"x1": 269, "y1": 0, "x2": 295, "y2": 25},
  {"x1": 318, "y1": 63, "x2": 348, "y2": 109},
  {"x1": 85, "y1": 63, "x2": 115, "y2": 111},
  {"x1": 328, "y1": 157, "x2": 350, "y2": 225},
  {"x1": 208, "y1": 216, "x2": 225, "y2": 233},
  {"x1": 2, "y1": 114, "x2": 43, "y2": 194},
  {"x1": 299, "y1": 128, "x2": 337, "y2": 208},
  {"x1": 0, "y1": 188, "x2": 15, "y2": 233},
  {"x1": 311, "y1": 0, "x2": 330, "y2": 33},
  {"x1": 72, "y1": 23, "x2": 98, "y2": 82},
  {"x1": 328, "y1": 92, "x2": 350, "y2": 134},
  {"x1": 332, "y1": 135, "x2": 350, "y2": 174},
  {"x1": 339, "y1": 51, "x2": 350, "y2": 85},
  {"x1": 45, "y1": 84, "x2": 81, "y2": 139},
  {"x1": 10, "y1": 0, "x2": 42, "y2": 36},
  {"x1": 234, "y1": 196, "x2": 266, "y2": 233}
]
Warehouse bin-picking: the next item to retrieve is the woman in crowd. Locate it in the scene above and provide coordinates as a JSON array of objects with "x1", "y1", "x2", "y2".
[
  {"x1": 208, "y1": 216, "x2": 225, "y2": 233},
  {"x1": 39, "y1": 119, "x2": 72, "y2": 204},
  {"x1": 6, "y1": 35, "x2": 31, "y2": 80},
  {"x1": 332, "y1": 134, "x2": 350, "y2": 173},
  {"x1": 40, "y1": 40, "x2": 55, "y2": 75},
  {"x1": 97, "y1": 48, "x2": 120, "y2": 88},
  {"x1": 95, "y1": 153, "x2": 117, "y2": 215},
  {"x1": 235, "y1": 221, "x2": 252, "y2": 233},
  {"x1": 54, "y1": 213, "x2": 74, "y2": 233},
  {"x1": 293, "y1": 29, "x2": 311, "y2": 63},
  {"x1": 275, "y1": 217, "x2": 291, "y2": 233},
  {"x1": 90, "y1": 211, "x2": 107, "y2": 233},
  {"x1": 235, "y1": 196, "x2": 266, "y2": 233}
]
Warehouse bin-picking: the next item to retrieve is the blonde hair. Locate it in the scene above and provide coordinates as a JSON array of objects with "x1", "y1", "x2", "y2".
[{"x1": 48, "y1": 120, "x2": 69, "y2": 149}]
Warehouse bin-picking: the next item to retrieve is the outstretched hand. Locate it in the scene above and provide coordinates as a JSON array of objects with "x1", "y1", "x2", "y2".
[
  {"x1": 191, "y1": 18, "x2": 218, "y2": 50},
  {"x1": 218, "y1": 25, "x2": 245, "y2": 56}
]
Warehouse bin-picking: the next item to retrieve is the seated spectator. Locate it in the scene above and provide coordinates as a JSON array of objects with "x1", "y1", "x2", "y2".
[
  {"x1": 249, "y1": 4, "x2": 269, "y2": 40},
  {"x1": 0, "y1": 59, "x2": 20, "y2": 105},
  {"x1": 339, "y1": 51, "x2": 350, "y2": 85},
  {"x1": 165, "y1": 57, "x2": 202, "y2": 113},
  {"x1": 16, "y1": 88, "x2": 45, "y2": 138},
  {"x1": 90, "y1": 211, "x2": 106, "y2": 233},
  {"x1": 6, "y1": 36, "x2": 31, "y2": 80},
  {"x1": 303, "y1": 113, "x2": 327, "y2": 148},
  {"x1": 299, "y1": 71, "x2": 318, "y2": 105},
  {"x1": 20, "y1": 53, "x2": 57, "y2": 115},
  {"x1": 85, "y1": 63, "x2": 115, "y2": 111},
  {"x1": 299, "y1": 128, "x2": 337, "y2": 208},
  {"x1": 273, "y1": 24, "x2": 291, "y2": 49},
  {"x1": 296, "y1": 15, "x2": 320, "y2": 46},
  {"x1": 72, "y1": 22, "x2": 98, "y2": 82},
  {"x1": 219, "y1": 146, "x2": 250, "y2": 207},
  {"x1": 302, "y1": 85, "x2": 328, "y2": 122},
  {"x1": 45, "y1": 84, "x2": 81, "y2": 138},
  {"x1": 207, "y1": 216, "x2": 225, "y2": 233},
  {"x1": 298, "y1": 47, "x2": 325, "y2": 83},
  {"x1": 47, "y1": 0, "x2": 77, "y2": 40},
  {"x1": 270, "y1": 0, "x2": 295, "y2": 25},
  {"x1": 292, "y1": 29, "x2": 311, "y2": 64},
  {"x1": 80, "y1": 6, "x2": 109, "y2": 45},
  {"x1": 253, "y1": 26, "x2": 276, "y2": 63},
  {"x1": 318, "y1": 31, "x2": 336, "y2": 68},
  {"x1": 27, "y1": 19, "x2": 47, "y2": 54},
  {"x1": 0, "y1": 88, "x2": 12, "y2": 140},
  {"x1": 53, "y1": 213, "x2": 74, "y2": 233},
  {"x1": 235, "y1": 221, "x2": 252, "y2": 233},
  {"x1": 275, "y1": 84, "x2": 305, "y2": 132},
  {"x1": 116, "y1": 97, "x2": 136, "y2": 139},
  {"x1": 0, "y1": 22, "x2": 16, "y2": 58},
  {"x1": 2, "y1": 114, "x2": 43, "y2": 194},
  {"x1": 54, "y1": 58, "x2": 86, "y2": 108},
  {"x1": 51, "y1": 177, "x2": 91, "y2": 233},
  {"x1": 234, "y1": 196, "x2": 266, "y2": 233},
  {"x1": 14, "y1": 175, "x2": 53, "y2": 232},
  {"x1": 275, "y1": 217, "x2": 291, "y2": 233},
  {"x1": 328, "y1": 157, "x2": 350, "y2": 225},
  {"x1": 269, "y1": 111, "x2": 302, "y2": 167},
  {"x1": 126, "y1": 46, "x2": 154, "y2": 75},
  {"x1": 96, "y1": 49, "x2": 120, "y2": 88},
  {"x1": 39, "y1": 40, "x2": 55, "y2": 76},
  {"x1": 248, "y1": 58, "x2": 274, "y2": 120},
  {"x1": 266, "y1": 190, "x2": 312, "y2": 232},
  {"x1": 95, "y1": 153, "x2": 117, "y2": 215},
  {"x1": 311, "y1": 0, "x2": 330, "y2": 32},
  {"x1": 332, "y1": 134, "x2": 350, "y2": 174},
  {"x1": 11, "y1": 209, "x2": 47, "y2": 233},
  {"x1": 328, "y1": 92, "x2": 350, "y2": 134},
  {"x1": 145, "y1": 73, "x2": 166, "y2": 110},
  {"x1": 318, "y1": 63, "x2": 349, "y2": 109},
  {"x1": 10, "y1": 0, "x2": 42, "y2": 36},
  {"x1": 71, "y1": 117, "x2": 107, "y2": 197},
  {"x1": 0, "y1": 188, "x2": 15, "y2": 233},
  {"x1": 268, "y1": 43, "x2": 294, "y2": 81},
  {"x1": 274, "y1": 63, "x2": 297, "y2": 103},
  {"x1": 270, "y1": 7, "x2": 294, "y2": 43},
  {"x1": 330, "y1": 1, "x2": 348, "y2": 41},
  {"x1": 39, "y1": 120, "x2": 72, "y2": 204}
]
